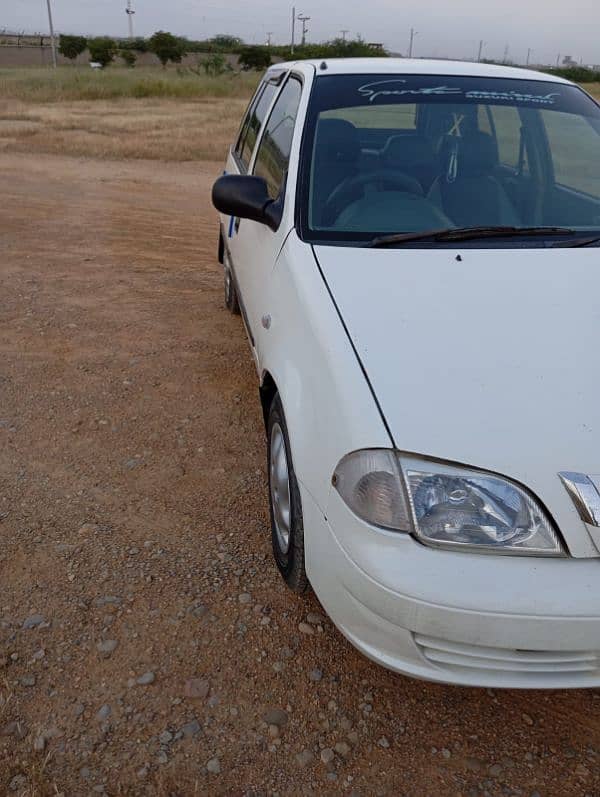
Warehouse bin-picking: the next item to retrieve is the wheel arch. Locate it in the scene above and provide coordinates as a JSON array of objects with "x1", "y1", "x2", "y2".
[{"x1": 259, "y1": 370, "x2": 278, "y2": 428}]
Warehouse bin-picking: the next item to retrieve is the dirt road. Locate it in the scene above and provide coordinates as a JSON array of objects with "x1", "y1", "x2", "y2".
[{"x1": 1, "y1": 153, "x2": 599, "y2": 796}]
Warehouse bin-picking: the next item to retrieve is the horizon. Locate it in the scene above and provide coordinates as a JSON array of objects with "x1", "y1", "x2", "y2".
[{"x1": 2, "y1": 0, "x2": 599, "y2": 68}]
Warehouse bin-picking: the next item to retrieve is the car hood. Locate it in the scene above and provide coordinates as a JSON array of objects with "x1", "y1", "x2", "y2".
[{"x1": 314, "y1": 244, "x2": 600, "y2": 556}]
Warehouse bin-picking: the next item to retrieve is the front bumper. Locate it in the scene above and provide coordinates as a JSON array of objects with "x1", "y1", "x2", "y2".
[{"x1": 304, "y1": 488, "x2": 600, "y2": 688}]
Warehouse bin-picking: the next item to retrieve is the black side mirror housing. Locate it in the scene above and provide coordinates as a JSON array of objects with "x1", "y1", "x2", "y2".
[{"x1": 212, "y1": 175, "x2": 282, "y2": 232}]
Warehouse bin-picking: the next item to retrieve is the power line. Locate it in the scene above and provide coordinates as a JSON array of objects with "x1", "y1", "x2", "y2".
[
  {"x1": 408, "y1": 28, "x2": 418, "y2": 58},
  {"x1": 125, "y1": 0, "x2": 135, "y2": 40},
  {"x1": 45, "y1": 0, "x2": 57, "y2": 68},
  {"x1": 297, "y1": 13, "x2": 310, "y2": 46}
]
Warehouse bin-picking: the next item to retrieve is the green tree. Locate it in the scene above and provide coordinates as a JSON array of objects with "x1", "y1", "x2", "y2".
[
  {"x1": 58, "y1": 34, "x2": 87, "y2": 62},
  {"x1": 238, "y1": 46, "x2": 272, "y2": 71},
  {"x1": 88, "y1": 37, "x2": 117, "y2": 68},
  {"x1": 120, "y1": 48, "x2": 137, "y2": 68},
  {"x1": 121, "y1": 36, "x2": 148, "y2": 53},
  {"x1": 202, "y1": 52, "x2": 229, "y2": 76},
  {"x1": 148, "y1": 30, "x2": 186, "y2": 68},
  {"x1": 209, "y1": 34, "x2": 243, "y2": 50}
]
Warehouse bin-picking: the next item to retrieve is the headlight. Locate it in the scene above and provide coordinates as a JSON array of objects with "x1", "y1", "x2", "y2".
[{"x1": 333, "y1": 451, "x2": 564, "y2": 556}]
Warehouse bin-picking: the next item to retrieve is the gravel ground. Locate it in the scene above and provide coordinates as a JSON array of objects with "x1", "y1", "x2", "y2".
[{"x1": 1, "y1": 152, "x2": 600, "y2": 796}]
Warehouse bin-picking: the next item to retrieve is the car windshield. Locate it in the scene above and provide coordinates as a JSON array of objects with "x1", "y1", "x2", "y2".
[{"x1": 300, "y1": 73, "x2": 600, "y2": 245}]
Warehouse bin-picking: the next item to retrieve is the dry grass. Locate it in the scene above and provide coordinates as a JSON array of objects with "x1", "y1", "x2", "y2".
[
  {"x1": 0, "y1": 66, "x2": 259, "y2": 102},
  {"x1": 0, "y1": 67, "x2": 256, "y2": 161},
  {"x1": 0, "y1": 97, "x2": 249, "y2": 161},
  {"x1": 586, "y1": 82, "x2": 600, "y2": 100}
]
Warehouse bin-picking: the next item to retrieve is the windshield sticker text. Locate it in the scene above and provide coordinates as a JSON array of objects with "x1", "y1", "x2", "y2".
[{"x1": 358, "y1": 80, "x2": 560, "y2": 106}]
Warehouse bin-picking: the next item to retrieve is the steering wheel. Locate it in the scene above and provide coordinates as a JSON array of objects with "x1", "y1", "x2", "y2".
[{"x1": 324, "y1": 169, "x2": 424, "y2": 222}]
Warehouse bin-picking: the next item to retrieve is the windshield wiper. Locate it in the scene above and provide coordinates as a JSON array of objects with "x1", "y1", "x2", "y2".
[
  {"x1": 368, "y1": 226, "x2": 577, "y2": 248},
  {"x1": 551, "y1": 235, "x2": 600, "y2": 248}
]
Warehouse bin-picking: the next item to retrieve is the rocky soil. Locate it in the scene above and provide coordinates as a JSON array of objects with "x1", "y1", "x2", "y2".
[{"x1": 1, "y1": 152, "x2": 599, "y2": 796}]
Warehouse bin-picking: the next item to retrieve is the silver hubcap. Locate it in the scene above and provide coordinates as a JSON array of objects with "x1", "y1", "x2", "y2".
[{"x1": 270, "y1": 422, "x2": 291, "y2": 554}]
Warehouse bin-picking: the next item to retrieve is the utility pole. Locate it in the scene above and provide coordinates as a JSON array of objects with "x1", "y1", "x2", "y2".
[
  {"x1": 556, "y1": 53, "x2": 560, "y2": 67},
  {"x1": 46, "y1": 0, "x2": 57, "y2": 68},
  {"x1": 340, "y1": 29, "x2": 349, "y2": 42},
  {"x1": 502, "y1": 43, "x2": 509, "y2": 64},
  {"x1": 477, "y1": 39, "x2": 485, "y2": 62},
  {"x1": 126, "y1": 0, "x2": 135, "y2": 39},
  {"x1": 291, "y1": 6, "x2": 296, "y2": 54},
  {"x1": 298, "y1": 14, "x2": 310, "y2": 46},
  {"x1": 526, "y1": 47, "x2": 533, "y2": 66},
  {"x1": 266, "y1": 31, "x2": 273, "y2": 46},
  {"x1": 408, "y1": 28, "x2": 417, "y2": 58}
]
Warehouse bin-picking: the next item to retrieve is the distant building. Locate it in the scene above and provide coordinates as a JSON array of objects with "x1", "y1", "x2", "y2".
[{"x1": 562, "y1": 55, "x2": 577, "y2": 67}]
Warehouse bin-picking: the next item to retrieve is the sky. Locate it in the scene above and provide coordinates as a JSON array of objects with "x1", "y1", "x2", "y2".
[{"x1": 3, "y1": 0, "x2": 599, "y2": 67}]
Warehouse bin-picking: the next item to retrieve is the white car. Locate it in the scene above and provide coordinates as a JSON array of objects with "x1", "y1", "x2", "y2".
[{"x1": 212, "y1": 58, "x2": 600, "y2": 688}]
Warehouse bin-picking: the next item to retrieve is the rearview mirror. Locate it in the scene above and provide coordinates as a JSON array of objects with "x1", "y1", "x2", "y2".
[{"x1": 212, "y1": 175, "x2": 282, "y2": 232}]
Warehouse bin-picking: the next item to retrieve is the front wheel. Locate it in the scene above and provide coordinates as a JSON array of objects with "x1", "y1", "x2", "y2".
[{"x1": 267, "y1": 394, "x2": 308, "y2": 593}]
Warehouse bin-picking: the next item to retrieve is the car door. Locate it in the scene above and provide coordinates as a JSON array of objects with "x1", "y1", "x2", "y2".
[{"x1": 233, "y1": 74, "x2": 304, "y2": 365}]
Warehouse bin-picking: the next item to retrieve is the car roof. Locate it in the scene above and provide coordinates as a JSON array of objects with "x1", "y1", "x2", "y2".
[{"x1": 270, "y1": 57, "x2": 572, "y2": 85}]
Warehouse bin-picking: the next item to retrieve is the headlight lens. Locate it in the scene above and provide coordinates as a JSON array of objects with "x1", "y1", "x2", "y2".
[{"x1": 333, "y1": 451, "x2": 564, "y2": 556}]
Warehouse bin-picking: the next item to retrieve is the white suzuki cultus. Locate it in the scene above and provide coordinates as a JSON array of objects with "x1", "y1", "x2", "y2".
[{"x1": 212, "y1": 58, "x2": 600, "y2": 688}]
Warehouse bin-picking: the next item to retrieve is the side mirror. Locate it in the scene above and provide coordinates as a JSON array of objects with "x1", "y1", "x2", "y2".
[{"x1": 212, "y1": 175, "x2": 282, "y2": 232}]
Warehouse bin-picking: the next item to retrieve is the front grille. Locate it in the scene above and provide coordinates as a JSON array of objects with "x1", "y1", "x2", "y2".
[{"x1": 414, "y1": 634, "x2": 600, "y2": 675}]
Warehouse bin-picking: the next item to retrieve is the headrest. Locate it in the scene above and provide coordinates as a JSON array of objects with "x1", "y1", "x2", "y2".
[
  {"x1": 440, "y1": 131, "x2": 499, "y2": 179},
  {"x1": 314, "y1": 118, "x2": 360, "y2": 164},
  {"x1": 382, "y1": 135, "x2": 434, "y2": 165}
]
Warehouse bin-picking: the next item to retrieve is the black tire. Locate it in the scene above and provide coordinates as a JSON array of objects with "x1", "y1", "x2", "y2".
[
  {"x1": 267, "y1": 393, "x2": 309, "y2": 594},
  {"x1": 224, "y1": 264, "x2": 240, "y2": 315}
]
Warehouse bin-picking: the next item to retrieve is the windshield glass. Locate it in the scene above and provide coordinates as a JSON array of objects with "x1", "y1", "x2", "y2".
[{"x1": 300, "y1": 74, "x2": 600, "y2": 244}]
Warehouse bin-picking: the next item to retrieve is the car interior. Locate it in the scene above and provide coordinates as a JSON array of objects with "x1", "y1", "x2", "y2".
[{"x1": 309, "y1": 102, "x2": 600, "y2": 234}]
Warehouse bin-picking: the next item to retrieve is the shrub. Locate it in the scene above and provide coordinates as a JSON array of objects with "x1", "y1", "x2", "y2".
[
  {"x1": 148, "y1": 31, "x2": 187, "y2": 68},
  {"x1": 544, "y1": 66, "x2": 600, "y2": 83},
  {"x1": 59, "y1": 34, "x2": 88, "y2": 62},
  {"x1": 88, "y1": 37, "x2": 117, "y2": 68},
  {"x1": 238, "y1": 46, "x2": 272, "y2": 71},
  {"x1": 202, "y1": 53, "x2": 229, "y2": 76},
  {"x1": 121, "y1": 49, "x2": 137, "y2": 68}
]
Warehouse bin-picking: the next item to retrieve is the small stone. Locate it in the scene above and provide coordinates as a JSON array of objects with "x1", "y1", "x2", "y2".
[
  {"x1": 296, "y1": 749, "x2": 314, "y2": 767},
  {"x1": 21, "y1": 675, "x2": 36, "y2": 687},
  {"x1": 309, "y1": 669, "x2": 323, "y2": 682},
  {"x1": 73, "y1": 703, "x2": 85, "y2": 717},
  {"x1": 181, "y1": 719, "x2": 201, "y2": 738},
  {"x1": 9, "y1": 775, "x2": 27, "y2": 792},
  {"x1": 489, "y1": 763, "x2": 503, "y2": 777},
  {"x1": 442, "y1": 748, "x2": 451, "y2": 759},
  {"x1": 137, "y1": 767, "x2": 148, "y2": 779},
  {"x1": 1, "y1": 720, "x2": 27, "y2": 739},
  {"x1": 136, "y1": 671, "x2": 155, "y2": 685},
  {"x1": 184, "y1": 678, "x2": 210, "y2": 699},
  {"x1": 80, "y1": 768, "x2": 91, "y2": 780},
  {"x1": 263, "y1": 708, "x2": 288, "y2": 727},
  {"x1": 238, "y1": 593, "x2": 252, "y2": 604},
  {"x1": 157, "y1": 750, "x2": 168, "y2": 765},
  {"x1": 465, "y1": 757, "x2": 484, "y2": 772},
  {"x1": 347, "y1": 731, "x2": 359, "y2": 745},
  {"x1": 34, "y1": 735, "x2": 46, "y2": 752},
  {"x1": 93, "y1": 596, "x2": 121, "y2": 608},
  {"x1": 206, "y1": 757, "x2": 221, "y2": 774},
  {"x1": 96, "y1": 639, "x2": 118, "y2": 657},
  {"x1": 335, "y1": 741, "x2": 351, "y2": 758},
  {"x1": 378, "y1": 736, "x2": 390, "y2": 748},
  {"x1": 96, "y1": 704, "x2": 111, "y2": 722},
  {"x1": 306, "y1": 612, "x2": 324, "y2": 625},
  {"x1": 321, "y1": 748, "x2": 335, "y2": 764},
  {"x1": 298, "y1": 622, "x2": 314, "y2": 635},
  {"x1": 522, "y1": 713, "x2": 534, "y2": 726},
  {"x1": 268, "y1": 724, "x2": 280, "y2": 738},
  {"x1": 22, "y1": 614, "x2": 45, "y2": 630},
  {"x1": 159, "y1": 730, "x2": 173, "y2": 745}
]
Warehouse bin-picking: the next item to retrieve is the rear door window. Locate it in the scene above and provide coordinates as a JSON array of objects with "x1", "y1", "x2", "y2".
[{"x1": 237, "y1": 82, "x2": 279, "y2": 171}]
